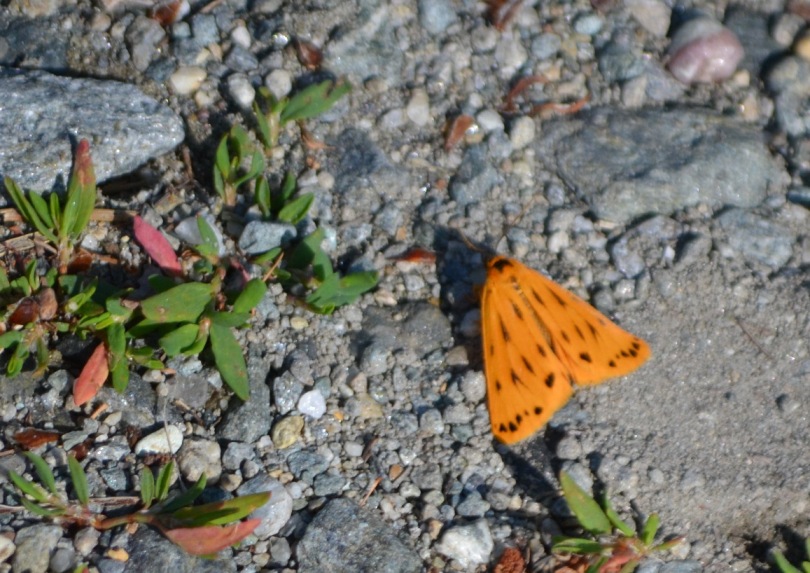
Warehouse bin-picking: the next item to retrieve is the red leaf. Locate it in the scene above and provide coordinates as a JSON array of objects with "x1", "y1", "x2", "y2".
[
  {"x1": 74, "y1": 140, "x2": 95, "y2": 190},
  {"x1": 391, "y1": 247, "x2": 437, "y2": 264},
  {"x1": 133, "y1": 216, "x2": 182, "y2": 277},
  {"x1": 73, "y1": 343, "x2": 109, "y2": 406},
  {"x1": 444, "y1": 115, "x2": 475, "y2": 151},
  {"x1": 162, "y1": 519, "x2": 261, "y2": 555},
  {"x1": 294, "y1": 38, "x2": 323, "y2": 69},
  {"x1": 13, "y1": 428, "x2": 61, "y2": 449}
]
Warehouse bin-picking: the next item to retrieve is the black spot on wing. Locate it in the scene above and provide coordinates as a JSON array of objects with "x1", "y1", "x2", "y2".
[
  {"x1": 579, "y1": 352, "x2": 592, "y2": 363},
  {"x1": 574, "y1": 324, "x2": 585, "y2": 341},
  {"x1": 561, "y1": 331, "x2": 570, "y2": 343},
  {"x1": 536, "y1": 344, "x2": 547, "y2": 358},
  {"x1": 530, "y1": 288, "x2": 545, "y2": 307},
  {"x1": 491, "y1": 258, "x2": 514, "y2": 273},
  {"x1": 510, "y1": 300, "x2": 523, "y2": 320},
  {"x1": 544, "y1": 373, "x2": 555, "y2": 388},
  {"x1": 499, "y1": 317, "x2": 510, "y2": 343},
  {"x1": 521, "y1": 355, "x2": 535, "y2": 374}
]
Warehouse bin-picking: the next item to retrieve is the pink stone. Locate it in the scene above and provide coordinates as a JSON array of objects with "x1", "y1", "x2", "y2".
[{"x1": 667, "y1": 16, "x2": 745, "y2": 84}]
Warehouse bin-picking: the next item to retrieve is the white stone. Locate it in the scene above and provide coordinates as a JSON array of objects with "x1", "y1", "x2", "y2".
[
  {"x1": 0, "y1": 535, "x2": 14, "y2": 563},
  {"x1": 509, "y1": 115, "x2": 535, "y2": 150},
  {"x1": 297, "y1": 389, "x2": 327, "y2": 419},
  {"x1": 168, "y1": 66, "x2": 206, "y2": 95},
  {"x1": 227, "y1": 74, "x2": 255, "y2": 109},
  {"x1": 406, "y1": 88, "x2": 431, "y2": 126},
  {"x1": 264, "y1": 69, "x2": 292, "y2": 100},
  {"x1": 476, "y1": 109, "x2": 504, "y2": 132},
  {"x1": 231, "y1": 25, "x2": 252, "y2": 49},
  {"x1": 435, "y1": 519, "x2": 494, "y2": 567},
  {"x1": 134, "y1": 425, "x2": 183, "y2": 455}
]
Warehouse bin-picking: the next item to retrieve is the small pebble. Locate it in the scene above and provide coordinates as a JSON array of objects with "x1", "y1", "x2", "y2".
[
  {"x1": 667, "y1": 14, "x2": 744, "y2": 84},
  {"x1": 227, "y1": 73, "x2": 256, "y2": 109},
  {"x1": 406, "y1": 88, "x2": 431, "y2": 126},
  {"x1": 134, "y1": 425, "x2": 183, "y2": 455},
  {"x1": 168, "y1": 66, "x2": 207, "y2": 95},
  {"x1": 271, "y1": 415, "x2": 304, "y2": 449},
  {"x1": 434, "y1": 519, "x2": 494, "y2": 568},
  {"x1": 297, "y1": 389, "x2": 327, "y2": 419}
]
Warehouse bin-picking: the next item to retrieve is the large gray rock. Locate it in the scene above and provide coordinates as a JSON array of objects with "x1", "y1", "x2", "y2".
[{"x1": 0, "y1": 69, "x2": 184, "y2": 193}]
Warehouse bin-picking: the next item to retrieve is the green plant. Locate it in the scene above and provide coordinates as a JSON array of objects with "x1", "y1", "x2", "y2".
[
  {"x1": 4, "y1": 140, "x2": 96, "y2": 273},
  {"x1": 773, "y1": 538, "x2": 810, "y2": 573},
  {"x1": 253, "y1": 79, "x2": 351, "y2": 150},
  {"x1": 552, "y1": 471, "x2": 684, "y2": 573},
  {"x1": 213, "y1": 125, "x2": 265, "y2": 207},
  {"x1": 5, "y1": 452, "x2": 269, "y2": 556}
]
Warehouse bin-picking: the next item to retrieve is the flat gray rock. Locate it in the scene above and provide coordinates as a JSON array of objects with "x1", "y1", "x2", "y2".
[
  {"x1": 298, "y1": 498, "x2": 422, "y2": 573},
  {"x1": 0, "y1": 69, "x2": 184, "y2": 192},
  {"x1": 539, "y1": 107, "x2": 785, "y2": 223}
]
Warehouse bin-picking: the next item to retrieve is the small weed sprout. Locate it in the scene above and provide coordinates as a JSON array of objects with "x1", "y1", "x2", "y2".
[
  {"x1": 773, "y1": 538, "x2": 810, "y2": 573},
  {"x1": 552, "y1": 471, "x2": 684, "y2": 573},
  {"x1": 4, "y1": 452, "x2": 269, "y2": 556}
]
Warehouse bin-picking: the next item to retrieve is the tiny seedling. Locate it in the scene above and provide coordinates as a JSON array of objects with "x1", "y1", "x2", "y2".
[
  {"x1": 552, "y1": 471, "x2": 684, "y2": 573},
  {"x1": 4, "y1": 452, "x2": 270, "y2": 556},
  {"x1": 5, "y1": 140, "x2": 97, "y2": 273},
  {"x1": 773, "y1": 538, "x2": 810, "y2": 573},
  {"x1": 212, "y1": 125, "x2": 265, "y2": 207},
  {"x1": 253, "y1": 79, "x2": 351, "y2": 150}
]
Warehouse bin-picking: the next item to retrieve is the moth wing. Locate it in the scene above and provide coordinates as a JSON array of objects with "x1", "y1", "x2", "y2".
[
  {"x1": 509, "y1": 261, "x2": 651, "y2": 386},
  {"x1": 481, "y1": 263, "x2": 574, "y2": 444}
]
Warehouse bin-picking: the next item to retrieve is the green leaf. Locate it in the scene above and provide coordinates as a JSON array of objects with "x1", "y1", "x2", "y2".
[
  {"x1": 28, "y1": 191, "x2": 54, "y2": 229},
  {"x1": 8, "y1": 341, "x2": 29, "y2": 377},
  {"x1": 49, "y1": 191, "x2": 62, "y2": 235},
  {"x1": 773, "y1": 550, "x2": 803, "y2": 573},
  {"x1": 159, "y1": 324, "x2": 201, "y2": 357},
  {"x1": 559, "y1": 471, "x2": 612, "y2": 535},
  {"x1": 140, "y1": 466, "x2": 155, "y2": 507},
  {"x1": 252, "y1": 100, "x2": 273, "y2": 150},
  {"x1": 254, "y1": 175, "x2": 271, "y2": 218},
  {"x1": 146, "y1": 274, "x2": 177, "y2": 294},
  {"x1": 286, "y1": 228, "x2": 333, "y2": 280},
  {"x1": 306, "y1": 270, "x2": 378, "y2": 313},
  {"x1": 0, "y1": 331, "x2": 23, "y2": 349},
  {"x1": 277, "y1": 193, "x2": 314, "y2": 224},
  {"x1": 68, "y1": 454, "x2": 89, "y2": 506},
  {"x1": 253, "y1": 247, "x2": 282, "y2": 265},
  {"x1": 280, "y1": 80, "x2": 351, "y2": 124},
  {"x1": 195, "y1": 216, "x2": 220, "y2": 259},
  {"x1": 640, "y1": 513, "x2": 659, "y2": 546},
  {"x1": 233, "y1": 279, "x2": 267, "y2": 314},
  {"x1": 233, "y1": 150, "x2": 265, "y2": 188},
  {"x1": 106, "y1": 323, "x2": 130, "y2": 393},
  {"x1": 208, "y1": 311, "x2": 252, "y2": 328},
  {"x1": 551, "y1": 537, "x2": 605, "y2": 554},
  {"x1": 603, "y1": 492, "x2": 635, "y2": 537},
  {"x1": 209, "y1": 322, "x2": 249, "y2": 400},
  {"x1": 279, "y1": 170, "x2": 297, "y2": 204},
  {"x1": 24, "y1": 452, "x2": 57, "y2": 495},
  {"x1": 63, "y1": 140, "x2": 97, "y2": 238},
  {"x1": 171, "y1": 492, "x2": 271, "y2": 526},
  {"x1": 20, "y1": 496, "x2": 64, "y2": 517},
  {"x1": 4, "y1": 177, "x2": 58, "y2": 243},
  {"x1": 155, "y1": 475, "x2": 205, "y2": 514},
  {"x1": 155, "y1": 461, "x2": 175, "y2": 502},
  {"x1": 140, "y1": 282, "x2": 213, "y2": 324},
  {"x1": 8, "y1": 469, "x2": 50, "y2": 503},
  {"x1": 214, "y1": 135, "x2": 232, "y2": 181}
]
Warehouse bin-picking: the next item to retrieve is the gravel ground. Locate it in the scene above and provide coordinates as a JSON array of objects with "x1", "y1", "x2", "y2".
[{"x1": 0, "y1": 0, "x2": 809, "y2": 572}]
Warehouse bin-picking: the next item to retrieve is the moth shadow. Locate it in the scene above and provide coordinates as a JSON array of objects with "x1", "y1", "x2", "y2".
[{"x1": 431, "y1": 226, "x2": 494, "y2": 374}]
